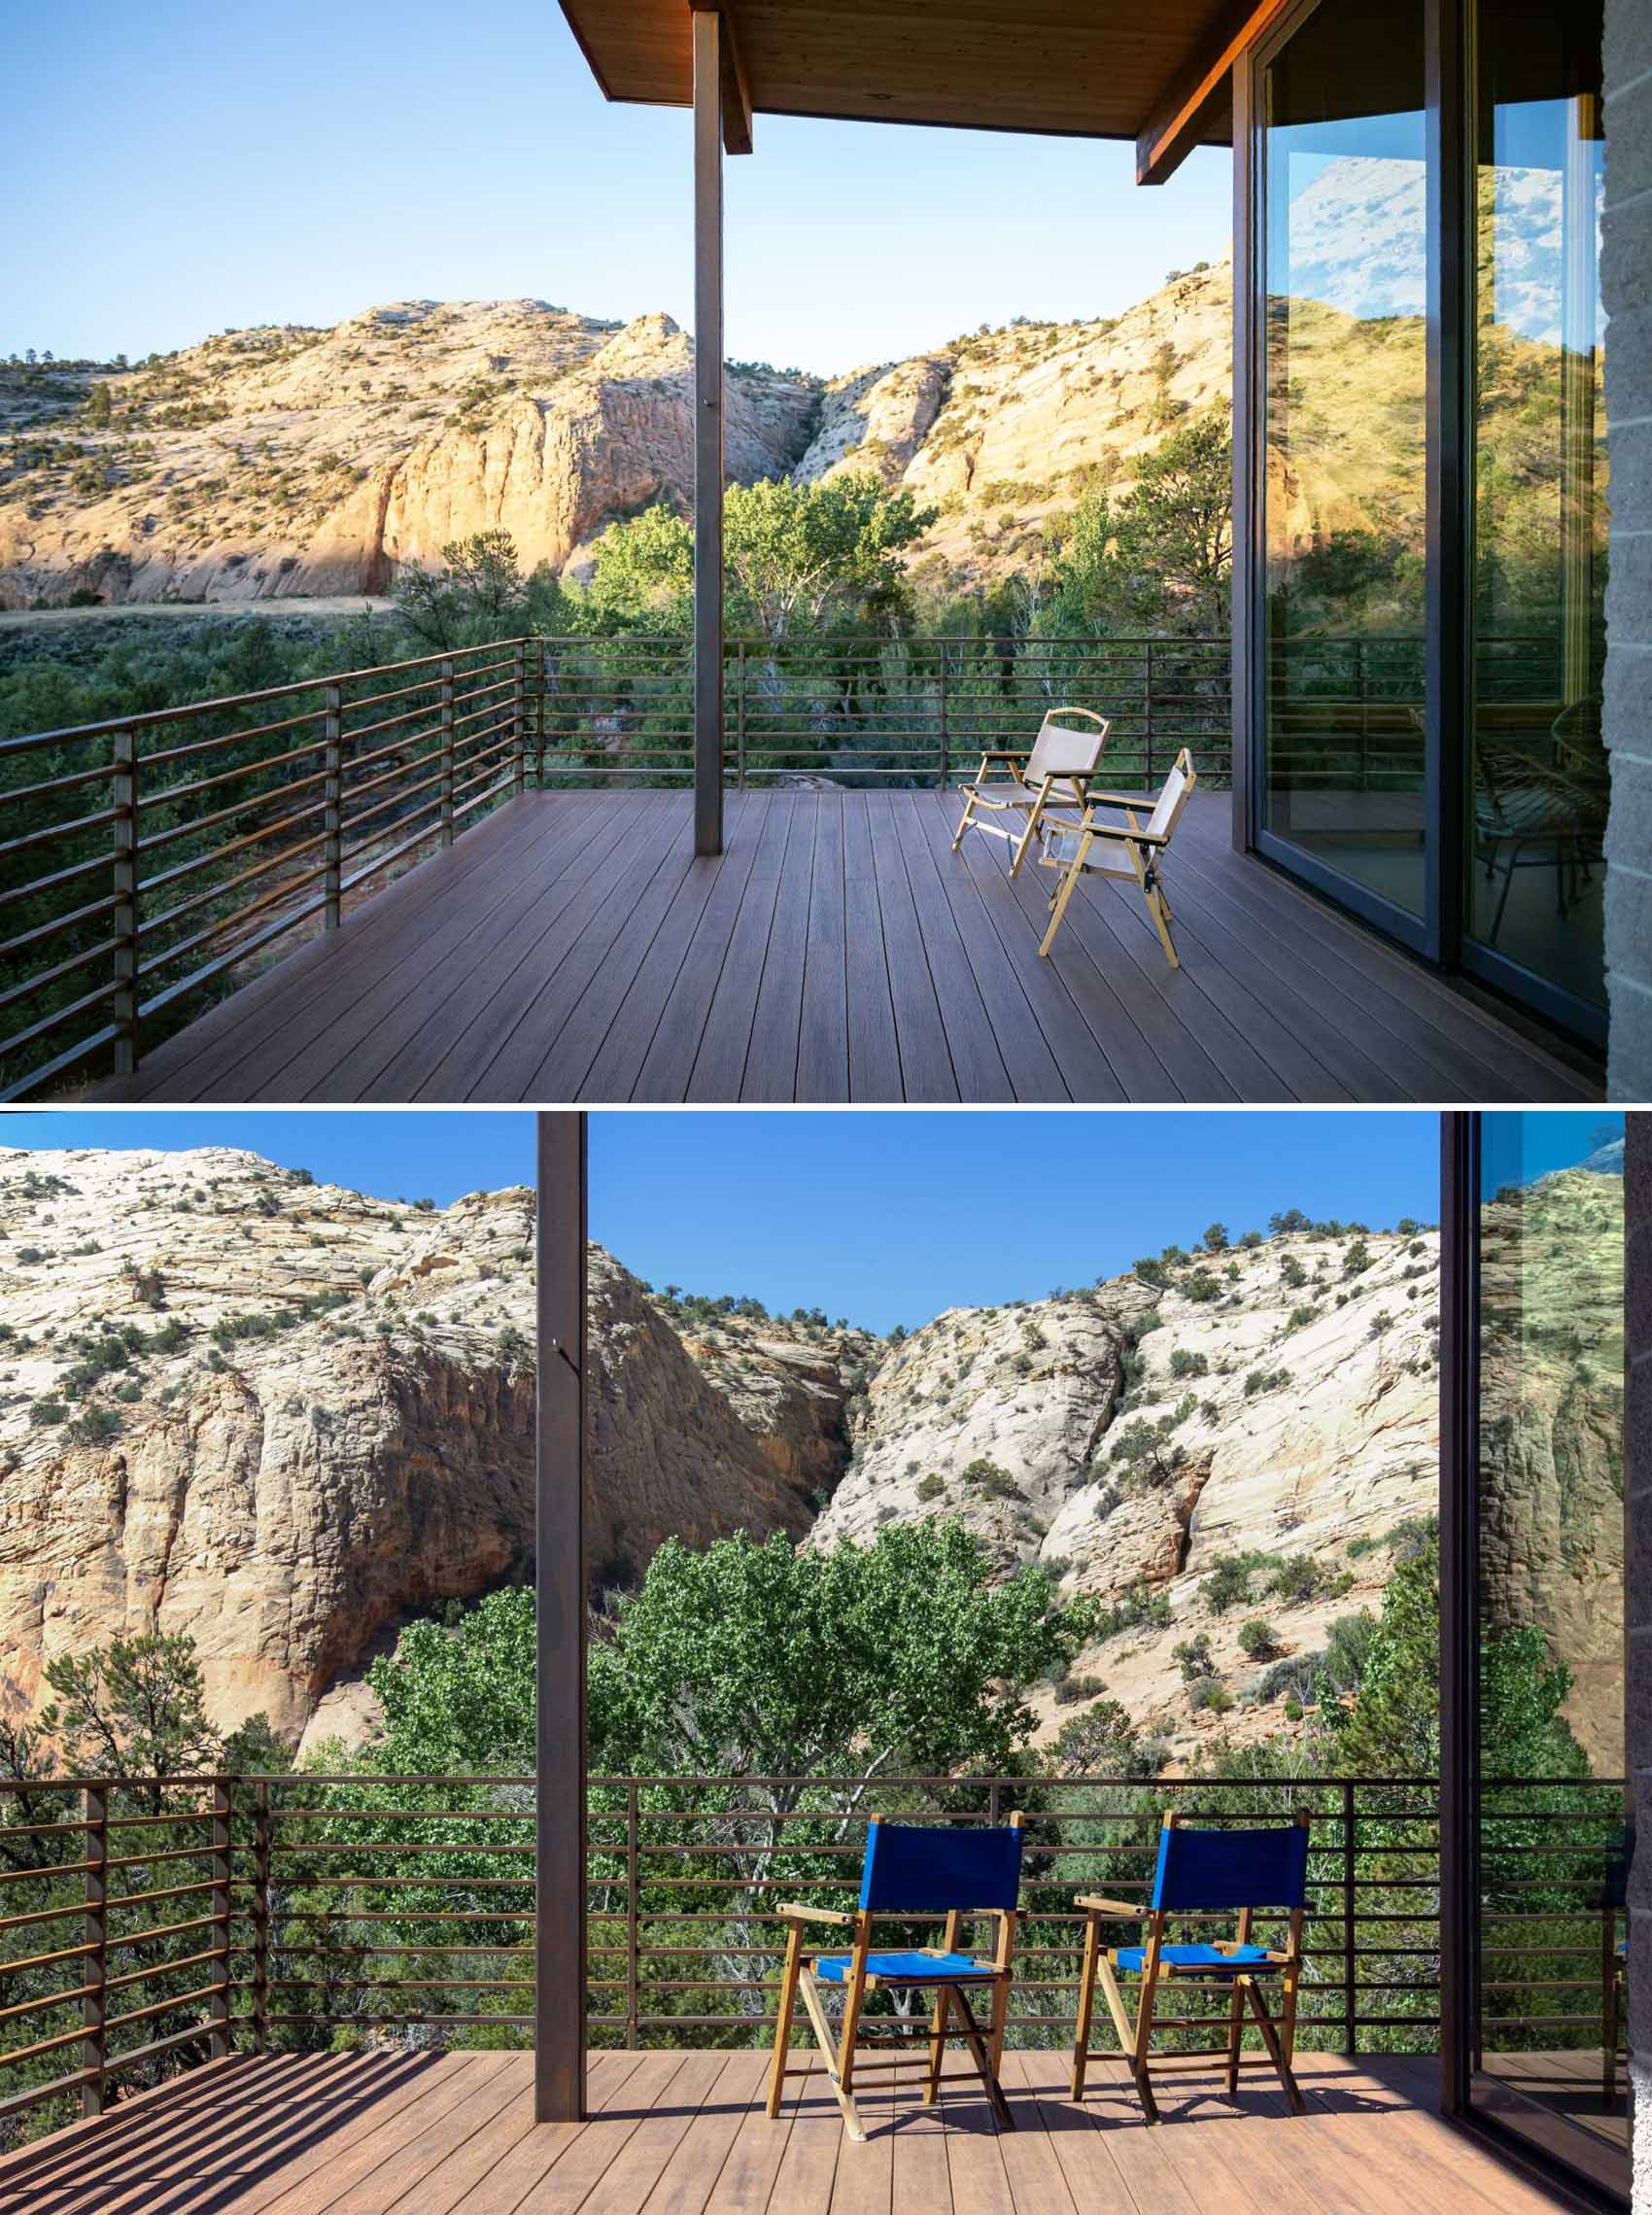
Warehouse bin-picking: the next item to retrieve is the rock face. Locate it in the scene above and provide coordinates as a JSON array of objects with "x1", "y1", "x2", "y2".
[
  {"x1": 0, "y1": 259, "x2": 1424, "y2": 609},
  {"x1": 0, "y1": 1149, "x2": 859, "y2": 1750},
  {"x1": 0, "y1": 1144, "x2": 1622, "y2": 1776}
]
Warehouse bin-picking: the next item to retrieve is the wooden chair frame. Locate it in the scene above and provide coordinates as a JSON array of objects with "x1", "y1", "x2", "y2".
[
  {"x1": 766, "y1": 1811, "x2": 1023, "y2": 2143},
  {"x1": 951, "y1": 708, "x2": 1111, "y2": 877},
  {"x1": 1034, "y1": 745, "x2": 1198, "y2": 965},
  {"x1": 1070, "y1": 1809, "x2": 1310, "y2": 2126}
]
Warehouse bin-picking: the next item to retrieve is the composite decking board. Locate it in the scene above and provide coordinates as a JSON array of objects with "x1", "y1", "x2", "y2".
[
  {"x1": 884, "y1": 795, "x2": 1015, "y2": 1103},
  {"x1": 309, "y1": 2054, "x2": 538, "y2": 2215},
  {"x1": 0, "y1": 2052, "x2": 1601, "y2": 2215},
  {"x1": 90, "y1": 790, "x2": 1605, "y2": 1106},
  {"x1": 101, "y1": 795, "x2": 568, "y2": 1101},
  {"x1": 443, "y1": 2048, "x2": 671, "y2": 2215},
  {"x1": 234, "y1": 796, "x2": 637, "y2": 1102},
  {"x1": 841, "y1": 792, "x2": 904, "y2": 1103},
  {"x1": 576, "y1": 795, "x2": 759, "y2": 1101},
  {"x1": 1168, "y1": 803, "x2": 1598, "y2": 1102},
  {"x1": 354, "y1": 795, "x2": 644, "y2": 1100},
  {"x1": 455, "y1": 797, "x2": 702, "y2": 1101},
  {"x1": 796, "y1": 793, "x2": 850, "y2": 1104},
  {"x1": 405, "y1": 798, "x2": 678, "y2": 1102},
  {"x1": 918, "y1": 799, "x2": 1131, "y2": 1103},
  {"x1": 863, "y1": 795, "x2": 965, "y2": 1102},
  {"x1": 630, "y1": 798, "x2": 771, "y2": 1102},
  {"x1": 1159, "y1": 830, "x2": 1552, "y2": 1105},
  {"x1": 740, "y1": 795, "x2": 818, "y2": 1103},
  {"x1": 901, "y1": 794, "x2": 1068, "y2": 1102},
  {"x1": 964, "y1": 805, "x2": 1248, "y2": 1103},
  {"x1": 684, "y1": 796, "x2": 800, "y2": 1103},
  {"x1": 630, "y1": 2051, "x2": 771, "y2": 2215}
]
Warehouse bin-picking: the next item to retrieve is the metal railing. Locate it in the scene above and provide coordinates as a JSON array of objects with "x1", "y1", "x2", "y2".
[
  {"x1": 0, "y1": 632, "x2": 1228, "y2": 1097},
  {"x1": 0, "y1": 1770, "x2": 1629, "y2": 2152}
]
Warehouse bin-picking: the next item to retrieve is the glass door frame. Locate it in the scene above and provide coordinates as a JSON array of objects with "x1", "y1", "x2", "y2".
[
  {"x1": 1438, "y1": 1111, "x2": 1629, "y2": 2211},
  {"x1": 1236, "y1": 1, "x2": 1608, "y2": 1048}
]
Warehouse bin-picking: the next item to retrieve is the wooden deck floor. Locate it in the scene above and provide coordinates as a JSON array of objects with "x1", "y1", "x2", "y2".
[
  {"x1": 0, "y1": 2048, "x2": 1595, "y2": 2215},
  {"x1": 98, "y1": 790, "x2": 1600, "y2": 1104}
]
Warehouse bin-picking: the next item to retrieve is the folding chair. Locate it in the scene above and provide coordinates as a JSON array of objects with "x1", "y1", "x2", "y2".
[
  {"x1": 951, "y1": 708, "x2": 1111, "y2": 876},
  {"x1": 1070, "y1": 1808, "x2": 1310, "y2": 2124},
  {"x1": 1034, "y1": 746, "x2": 1197, "y2": 964},
  {"x1": 767, "y1": 1811, "x2": 1024, "y2": 2142}
]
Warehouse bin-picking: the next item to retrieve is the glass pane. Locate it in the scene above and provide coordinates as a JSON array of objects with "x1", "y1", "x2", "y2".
[
  {"x1": 1259, "y1": 0, "x2": 1428, "y2": 920},
  {"x1": 1466, "y1": 1, "x2": 1607, "y2": 1017},
  {"x1": 1473, "y1": 1111, "x2": 1627, "y2": 2198}
]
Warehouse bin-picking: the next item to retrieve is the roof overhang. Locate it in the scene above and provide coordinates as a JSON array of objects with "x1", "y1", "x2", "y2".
[{"x1": 558, "y1": 0, "x2": 1278, "y2": 183}]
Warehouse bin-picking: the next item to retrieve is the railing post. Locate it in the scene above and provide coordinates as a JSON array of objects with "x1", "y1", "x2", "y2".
[
  {"x1": 736, "y1": 643, "x2": 747, "y2": 788},
  {"x1": 439, "y1": 658, "x2": 456, "y2": 848},
  {"x1": 252, "y1": 1780, "x2": 270, "y2": 2056},
  {"x1": 536, "y1": 638, "x2": 549, "y2": 788},
  {"x1": 626, "y1": 1782, "x2": 639, "y2": 2049},
  {"x1": 512, "y1": 639, "x2": 529, "y2": 801},
  {"x1": 82, "y1": 1784, "x2": 106, "y2": 2118},
  {"x1": 210, "y1": 1781, "x2": 232, "y2": 2059},
  {"x1": 110, "y1": 730, "x2": 138, "y2": 1077},
  {"x1": 323, "y1": 682, "x2": 342, "y2": 929},
  {"x1": 1143, "y1": 639, "x2": 1155, "y2": 784},
  {"x1": 1342, "y1": 1781, "x2": 1358, "y2": 2058},
  {"x1": 937, "y1": 646, "x2": 949, "y2": 789}
]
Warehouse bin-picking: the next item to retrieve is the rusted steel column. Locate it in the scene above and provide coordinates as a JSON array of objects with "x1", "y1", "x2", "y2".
[
  {"x1": 692, "y1": 6, "x2": 725, "y2": 855},
  {"x1": 82, "y1": 1784, "x2": 107, "y2": 2117},
  {"x1": 536, "y1": 1113, "x2": 587, "y2": 2120},
  {"x1": 110, "y1": 731, "x2": 138, "y2": 1077}
]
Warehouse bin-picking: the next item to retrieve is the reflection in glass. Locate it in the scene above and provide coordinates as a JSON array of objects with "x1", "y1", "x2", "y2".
[
  {"x1": 1473, "y1": 1112, "x2": 1626, "y2": 2198},
  {"x1": 1467, "y1": 0, "x2": 1608, "y2": 1019},
  {"x1": 1259, "y1": 0, "x2": 1428, "y2": 921}
]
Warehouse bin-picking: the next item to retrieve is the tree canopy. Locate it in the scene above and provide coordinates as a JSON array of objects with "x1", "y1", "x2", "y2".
[{"x1": 1049, "y1": 413, "x2": 1232, "y2": 636}]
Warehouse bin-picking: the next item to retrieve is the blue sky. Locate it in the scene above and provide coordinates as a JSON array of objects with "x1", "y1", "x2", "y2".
[
  {"x1": 0, "y1": 1109, "x2": 1438, "y2": 1332},
  {"x1": 2, "y1": 2, "x2": 1231, "y2": 372}
]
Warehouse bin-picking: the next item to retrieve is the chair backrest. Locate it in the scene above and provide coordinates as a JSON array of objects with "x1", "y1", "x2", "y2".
[
  {"x1": 1149, "y1": 1816, "x2": 1310, "y2": 1915},
  {"x1": 1146, "y1": 747, "x2": 1197, "y2": 840},
  {"x1": 1026, "y1": 709, "x2": 1109, "y2": 786},
  {"x1": 858, "y1": 1817, "x2": 1024, "y2": 1915},
  {"x1": 1603, "y1": 1824, "x2": 1635, "y2": 1910}
]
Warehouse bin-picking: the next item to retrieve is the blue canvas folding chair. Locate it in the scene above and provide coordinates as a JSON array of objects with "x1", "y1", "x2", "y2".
[
  {"x1": 766, "y1": 1811, "x2": 1024, "y2": 2142},
  {"x1": 1070, "y1": 1809, "x2": 1311, "y2": 2124}
]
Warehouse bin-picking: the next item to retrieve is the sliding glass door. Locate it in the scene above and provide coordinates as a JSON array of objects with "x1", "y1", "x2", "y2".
[
  {"x1": 1464, "y1": 0, "x2": 1608, "y2": 1033},
  {"x1": 1246, "y1": 0, "x2": 1608, "y2": 1040},
  {"x1": 1255, "y1": 0, "x2": 1431, "y2": 947},
  {"x1": 1445, "y1": 1112, "x2": 1628, "y2": 2204}
]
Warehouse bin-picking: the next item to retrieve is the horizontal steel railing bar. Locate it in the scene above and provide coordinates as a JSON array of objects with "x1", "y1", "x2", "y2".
[
  {"x1": 338, "y1": 728, "x2": 446, "y2": 795},
  {"x1": 136, "y1": 735, "x2": 330, "y2": 813},
  {"x1": 270, "y1": 1808, "x2": 535, "y2": 1824},
  {"x1": 1, "y1": 840, "x2": 128, "y2": 909},
  {"x1": 135, "y1": 773, "x2": 329, "y2": 860},
  {"x1": 104, "y1": 1845, "x2": 222, "y2": 1875},
  {"x1": 450, "y1": 767, "x2": 516, "y2": 816},
  {"x1": 0, "y1": 801, "x2": 124, "y2": 861},
  {"x1": 0, "y1": 1982, "x2": 100, "y2": 2028},
  {"x1": 136, "y1": 862, "x2": 329, "y2": 985},
  {"x1": 0, "y1": 760, "x2": 120, "y2": 809},
  {"x1": 0, "y1": 1938, "x2": 100, "y2": 1978},
  {"x1": 339, "y1": 810, "x2": 448, "y2": 883},
  {"x1": 137, "y1": 893, "x2": 328, "y2": 1021},
  {"x1": 0, "y1": 888, "x2": 121, "y2": 961},
  {"x1": 139, "y1": 827, "x2": 330, "y2": 942},
  {"x1": 258, "y1": 2013, "x2": 534, "y2": 2028},
  {"x1": 139, "y1": 709, "x2": 331, "y2": 773},
  {"x1": 102, "y1": 2022, "x2": 219, "y2": 2075},
  {"x1": 0, "y1": 933, "x2": 120, "y2": 1017},
  {"x1": 102, "y1": 1982, "x2": 224, "y2": 2036},
  {"x1": 0, "y1": 980, "x2": 121, "y2": 1060},
  {"x1": 104, "y1": 1946, "x2": 228, "y2": 1994},
  {"x1": 104, "y1": 1914, "x2": 220, "y2": 1953},
  {"x1": 338, "y1": 765, "x2": 447, "y2": 840},
  {"x1": 0, "y1": 2064, "x2": 100, "y2": 2121}
]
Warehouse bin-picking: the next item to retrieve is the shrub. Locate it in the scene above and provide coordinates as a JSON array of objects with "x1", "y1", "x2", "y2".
[
  {"x1": 15, "y1": 1247, "x2": 44, "y2": 1265},
  {"x1": 1367, "y1": 1309, "x2": 1394, "y2": 1339},
  {"x1": 1188, "y1": 1679, "x2": 1234, "y2": 1714},
  {"x1": 1093, "y1": 1583, "x2": 1171, "y2": 1639},
  {"x1": 1052, "y1": 1672, "x2": 1107, "y2": 1708},
  {"x1": 1284, "y1": 1696, "x2": 1304, "y2": 1722},
  {"x1": 1168, "y1": 1348, "x2": 1209, "y2": 1378},
  {"x1": 1281, "y1": 1257, "x2": 1307, "y2": 1289},
  {"x1": 1240, "y1": 1230, "x2": 1263, "y2": 1249},
  {"x1": 1205, "y1": 1553, "x2": 1265, "y2": 1613},
  {"x1": 1238, "y1": 1617, "x2": 1278, "y2": 1659},
  {"x1": 1202, "y1": 1223, "x2": 1229, "y2": 1253},
  {"x1": 1286, "y1": 1304, "x2": 1317, "y2": 1332},
  {"x1": 1173, "y1": 1633, "x2": 1215, "y2": 1681},
  {"x1": 29, "y1": 1400, "x2": 67, "y2": 1426},
  {"x1": 1243, "y1": 1367, "x2": 1291, "y2": 1398},
  {"x1": 960, "y1": 1457, "x2": 1022, "y2": 1501},
  {"x1": 915, "y1": 1472, "x2": 946, "y2": 1503},
  {"x1": 1183, "y1": 1271, "x2": 1221, "y2": 1303},
  {"x1": 1342, "y1": 1239, "x2": 1372, "y2": 1275},
  {"x1": 1260, "y1": 1653, "x2": 1320, "y2": 1705},
  {"x1": 67, "y1": 1405, "x2": 122, "y2": 1445}
]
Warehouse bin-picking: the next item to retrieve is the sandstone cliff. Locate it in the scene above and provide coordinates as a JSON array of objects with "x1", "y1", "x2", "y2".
[{"x1": 0, "y1": 1148, "x2": 858, "y2": 1751}]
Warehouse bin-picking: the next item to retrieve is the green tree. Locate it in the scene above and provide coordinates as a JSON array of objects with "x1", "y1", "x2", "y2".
[
  {"x1": 586, "y1": 475, "x2": 938, "y2": 640},
  {"x1": 41, "y1": 1634, "x2": 222, "y2": 1807},
  {"x1": 367, "y1": 1586, "x2": 537, "y2": 1773},
  {"x1": 395, "y1": 530, "x2": 530, "y2": 648},
  {"x1": 1050, "y1": 414, "x2": 1232, "y2": 636}
]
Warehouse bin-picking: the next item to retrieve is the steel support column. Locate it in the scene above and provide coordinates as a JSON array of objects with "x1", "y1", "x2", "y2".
[
  {"x1": 692, "y1": 6, "x2": 725, "y2": 855},
  {"x1": 535, "y1": 1112, "x2": 587, "y2": 2123}
]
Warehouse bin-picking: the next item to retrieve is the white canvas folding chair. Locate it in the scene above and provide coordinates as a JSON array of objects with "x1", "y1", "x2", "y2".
[
  {"x1": 951, "y1": 708, "x2": 1111, "y2": 876},
  {"x1": 1034, "y1": 746, "x2": 1197, "y2": 964}
]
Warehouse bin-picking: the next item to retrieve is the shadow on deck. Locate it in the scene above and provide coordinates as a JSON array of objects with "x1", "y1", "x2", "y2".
[{"x1": 0, "y1": 2047, "x2": 1594, "y2": 2215}]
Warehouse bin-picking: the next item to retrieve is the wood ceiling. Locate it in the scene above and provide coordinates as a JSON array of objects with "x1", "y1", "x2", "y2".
[{"x1": 558, "y1": 0, "x2": 1238, "y2": 153}]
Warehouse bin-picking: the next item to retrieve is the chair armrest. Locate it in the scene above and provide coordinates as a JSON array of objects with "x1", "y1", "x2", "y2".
[
  {"x1": 1084, "y1": 789, "x2": 1159, "y2": 809},
  {"x1": 1074, "y1": 1894, "x2": 1150, "y2": 1918},
  {"x1": 1071, "y1": 819, "x2": 1170, "y2": 848},
  {"x1": 774, "y1": 1902, "x2": 855, "y2": 1926}
]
